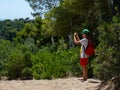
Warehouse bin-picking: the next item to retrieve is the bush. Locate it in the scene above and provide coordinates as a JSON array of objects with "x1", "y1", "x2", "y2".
[
  {"x1": 21, "y1": 67, "x2": 32, "y2": 79},
  {"x1": 6, "y1": 52, "x2": 24, "y2": 79},
  {"x1": 32, "y1": 47, "x2": 54, "y2": 79},
  {"x1": 6, "y1": 44, "x2": 32, "y2": 79},
  {"x1": 93, "y1": 16, "x2": 120, "y2": 80},
  {"x1": 32, "y1": 46, "x2": 81, "y2": 79},
  {"x1": 0, "y1": 40, "x2": 13, "y2": 76}
]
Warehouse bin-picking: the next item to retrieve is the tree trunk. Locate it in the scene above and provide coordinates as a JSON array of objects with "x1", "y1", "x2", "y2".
[
  {"x1": 68, "y1": 34, "x2": 74, "y2": 48},
  {"x1": 51, "y1": 36, "x2": 55, "y2": 45}
]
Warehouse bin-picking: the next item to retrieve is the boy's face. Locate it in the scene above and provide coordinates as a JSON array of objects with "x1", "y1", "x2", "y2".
[{"x1": 82, "y1": 34, "x2": 87, "y2": 38}]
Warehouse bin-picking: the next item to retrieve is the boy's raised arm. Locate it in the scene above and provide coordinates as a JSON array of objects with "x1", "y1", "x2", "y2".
[{"x1": 74, "y1": 32, "x2": 80, "y2": 44}]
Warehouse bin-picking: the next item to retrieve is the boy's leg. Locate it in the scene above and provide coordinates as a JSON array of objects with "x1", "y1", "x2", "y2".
[
  {"x1": 82, "y1": 66, "x2": 88, "y2": 80},
  {"x1": 80, "y1": 58, "x2": 88, "y2": 81}
]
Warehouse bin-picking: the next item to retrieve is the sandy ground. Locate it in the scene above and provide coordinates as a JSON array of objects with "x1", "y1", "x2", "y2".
[{"x1": 0, "y1": 77, "x2": 101, "y2": 90}]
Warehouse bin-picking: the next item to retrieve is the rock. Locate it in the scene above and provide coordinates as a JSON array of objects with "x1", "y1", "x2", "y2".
[
  {"x1": 0, "y1": 76, "x2": 8, "y2": 80},
  {"x1": 98, "y1": 76, "x2": 120, "y2": 90}
]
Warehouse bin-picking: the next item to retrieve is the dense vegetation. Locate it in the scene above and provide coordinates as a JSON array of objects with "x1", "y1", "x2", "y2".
[{"x1": 0, "y1": 0, "x2": 120, "y2": 81}]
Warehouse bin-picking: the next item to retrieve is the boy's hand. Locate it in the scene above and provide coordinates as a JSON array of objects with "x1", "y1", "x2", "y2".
[
  {"x1": 74, "y1": 32, "x2": 80, "y2": 41},
  {"x1": 74, "y1": 32, "x2": 77, "y2": 36}
]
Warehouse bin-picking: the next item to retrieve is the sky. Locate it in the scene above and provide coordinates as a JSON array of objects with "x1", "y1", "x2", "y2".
[{"x1": 0, "y1": 0, "x2": 34, "y2": 20}]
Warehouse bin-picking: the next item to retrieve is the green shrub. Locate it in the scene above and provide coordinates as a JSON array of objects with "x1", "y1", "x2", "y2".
[
  {"x1": 21, "y1": 67, "x2": 32, "y2": 79},
  {"x1": 6, "y1": 52, "x2": 23, "y2": 79},
  {"x1": 93, "y1": 16, "x2": 120, "y2": 80},
  {"x1": 32, "y1": 46, "x2": 81, "y2": 79},
  {"x1": 0, "y1": 40, "x2": 12, "y2": 76},
  {"x1": 6, "y1": 46, "x2": 32, "y2": 79}
]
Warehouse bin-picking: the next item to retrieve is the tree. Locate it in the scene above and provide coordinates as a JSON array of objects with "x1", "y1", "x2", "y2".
[
  {"x1": 26, "y1": 0, "x2": 115, "y2": 47},
  {"x1": 43, "y1": 0, "x2": 96, "y2": 48},
  {"x1": 40, "y1": 0, "x2": 90, "y2": 48},
  {"x1": 26, "y1": 0, "x2": 60, "y2": 17},
  {"x1": 16, "y1": 17, "x2": 43, "y2": 47},
  {"x1": 0, "y1": 18, "x2": 32, "y2": 41}
]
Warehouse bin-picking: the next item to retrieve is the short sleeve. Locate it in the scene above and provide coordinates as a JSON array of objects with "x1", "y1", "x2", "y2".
[{"x1": 80, "y1": 38, "x2": 88, "y2": 49}]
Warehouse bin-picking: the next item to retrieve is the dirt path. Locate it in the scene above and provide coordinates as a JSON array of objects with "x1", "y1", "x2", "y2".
[{"x1": 0, "y1": 77, "x2": 101, "y2": 90}]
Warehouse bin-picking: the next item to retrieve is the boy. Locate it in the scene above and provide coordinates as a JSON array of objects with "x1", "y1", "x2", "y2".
[{"x1": 74, "y1": 29, "x2": 90, "y2": 81}]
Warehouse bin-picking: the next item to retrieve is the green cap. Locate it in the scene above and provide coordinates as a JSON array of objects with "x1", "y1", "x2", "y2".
[{"x1": 81, "y1": 29, "x2": 89, "y2": 34}]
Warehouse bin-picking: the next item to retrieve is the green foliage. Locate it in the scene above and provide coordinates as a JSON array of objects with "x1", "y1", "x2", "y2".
[
  {"x1": 0, "y1": 18, "x2": 31, "y2": 41},
  {"x1": 6, "y1": 51, "x2": 23, "y2": 79},
  {"x1": 16, "y1": 17, "x2": 42, "y2": 47},
  {"x1": 6, "y1": 44, "x2": 33, "y2": 79},
  {"x1": 26, "y1": 0, "x2": 60, "y2": 16},
  {"x1": 43, "y1": 0, "x2": 112, "y2": 45},
  {"x1": 0, "y1": 40, "x2": 12, "y2": 76},
  {"x1": 93, "y1": 16, "x2": 120, "y2": 80},
  {"x1": 21, "y1": 67, "x2": 32, "y2": 79},
  {"x1": 32, "y1": 46, "x2": 81, "y2": 79},
  {"x1": 17, "y1": 23, "x2": 37, "y2": 42}
]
